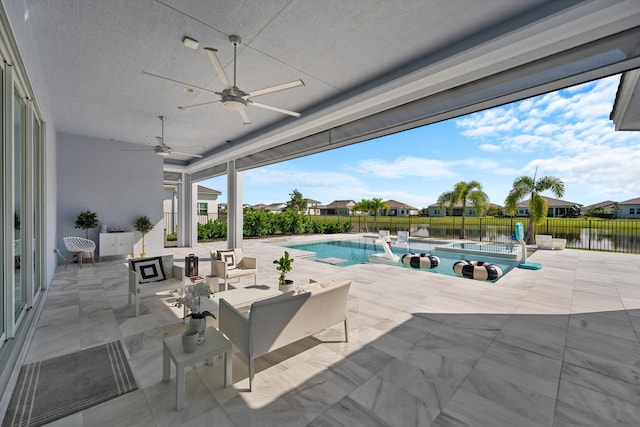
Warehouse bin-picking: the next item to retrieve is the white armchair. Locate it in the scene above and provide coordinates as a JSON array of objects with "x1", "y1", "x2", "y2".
[
  {"x1": 63, "y1": 237, "x2": 96, "y2": 268},
  {"x1": 128, "y1": 254, "x2": 184, "y2": 316},
  {"x1": 210, "y1": 248, "x2": 257, "y2": 291}
]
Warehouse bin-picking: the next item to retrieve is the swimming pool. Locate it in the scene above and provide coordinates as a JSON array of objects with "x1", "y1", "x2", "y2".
[{"x1": 281, "y1": 237, "x2": 518, "y2": 281}]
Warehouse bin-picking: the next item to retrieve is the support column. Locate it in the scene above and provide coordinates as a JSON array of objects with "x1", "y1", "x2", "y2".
[
  {"x1": 227, "y1": 160, "x2": 243, "y2": 249},
  {"x1": 177, "y1": 173, "x2": 197, "y2": 247}
]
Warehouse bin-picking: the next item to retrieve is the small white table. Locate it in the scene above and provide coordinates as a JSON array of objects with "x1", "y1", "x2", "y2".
[{"x1": 162, "y1": 327, "x2": 232, "y2": 410}]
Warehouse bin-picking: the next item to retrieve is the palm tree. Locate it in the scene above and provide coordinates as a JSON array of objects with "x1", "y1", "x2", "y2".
[
  {"x1": 369, "y1": 197, "x2": 389, "y2": 230},
  {"x1": 504, "y1": 173, "x2": 565, "y2": 244},
  {"x1": 353, "y1": 199, "x2": 372, "y2": 232},
  {"x1": 437, "y1": 180, "x2": 489, "y2": 239}
]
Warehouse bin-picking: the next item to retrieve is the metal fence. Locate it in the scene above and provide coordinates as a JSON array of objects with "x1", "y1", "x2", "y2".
[
  {"x1": 165, "y1": 212, "x2": 640, "y2": 254},
  {"x1": 346, "y1": 216, "x2": 640, "y2": 254},
  {"x1": 163, "y1": 213, "x2": 220, "y2": 234}
]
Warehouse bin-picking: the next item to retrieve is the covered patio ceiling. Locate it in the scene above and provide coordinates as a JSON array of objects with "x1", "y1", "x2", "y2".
[{"x1": 22, "y1": 0, "x2": 640, "y2": 180}]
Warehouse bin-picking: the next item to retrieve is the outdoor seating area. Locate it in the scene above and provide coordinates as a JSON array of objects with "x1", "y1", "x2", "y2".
[{"x1": 9, "y1": 236, "x2": 640, "y2": 426}]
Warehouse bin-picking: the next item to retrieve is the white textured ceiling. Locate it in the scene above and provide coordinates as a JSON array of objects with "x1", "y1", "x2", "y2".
[{"x1": 20, "y1": 0, "x2": 640, "y2": 176}]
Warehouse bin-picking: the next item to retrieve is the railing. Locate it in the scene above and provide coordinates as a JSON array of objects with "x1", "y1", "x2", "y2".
[
  {"x1": 163, "y1": 213, "x2": 220, "y2": 233},
  {"x1": 168, "y1": 212, "x2": 640, "y2": 254},
  {"x1": 346, "y1": 216, "x2": 640, "y2": 254}
]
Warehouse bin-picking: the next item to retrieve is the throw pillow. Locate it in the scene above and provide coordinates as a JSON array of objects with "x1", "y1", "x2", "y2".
[
  {"x1": 217, "y1": 250, "x2": 237, "y2": 270},
  {"x1": 131, "y1": 256, "x2": 166, "y2": 283}
]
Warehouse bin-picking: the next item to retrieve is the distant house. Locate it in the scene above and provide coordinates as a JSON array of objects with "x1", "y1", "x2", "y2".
[
  {"x1": 619, "y1": 197, "x2": 640, "y2": 218},
  {"x1": 383, "y1": 200, "x2": 419, "y2": 216},
  {"x1": 427, "y1": 201, "x2": 490, "y2": 217},
  {"x1": 304, "y1": 198, "x2": 322, "y2": 215},
  {"x1": 512, "y1": 196, "x2": 582, "y2": 218},
  {"x1": 582, "y1": 200, "x2": 619, "y2": 217},
  {"x1": 250, "y1": 203, "x2": 268, "y2": 210},
  {"x1": 264, "y1": 202, "x2": 287, "y2": 213},
  {"x1": 320, "y1": 200, "x2": 356, "y2": 216},
  {"x1": 163, "y1": 184, "x2": 222, "y2": 232}
]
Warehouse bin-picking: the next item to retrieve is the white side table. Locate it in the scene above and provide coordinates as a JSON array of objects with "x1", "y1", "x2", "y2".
[{"x1": 162, "y1": 326, "x2": 232, "y2": 410}]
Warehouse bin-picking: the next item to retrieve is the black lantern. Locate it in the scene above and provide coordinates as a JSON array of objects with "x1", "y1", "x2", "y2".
[{"x1": 185, "y1": 253, "x2": 199, "y2": 277}]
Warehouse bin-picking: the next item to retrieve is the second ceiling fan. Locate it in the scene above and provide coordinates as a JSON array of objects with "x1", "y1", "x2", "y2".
[
  {"x1": 121, "y1": 116, "x2": 203, "y2": 158},
  {"x1": 143, "y1": 35, "x2": 305, "y2": 124}
]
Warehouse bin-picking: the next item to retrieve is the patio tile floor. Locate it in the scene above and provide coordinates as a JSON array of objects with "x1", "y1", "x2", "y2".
[{"x1": 6, "y1": 234, "x2": 640, "y2": 426}]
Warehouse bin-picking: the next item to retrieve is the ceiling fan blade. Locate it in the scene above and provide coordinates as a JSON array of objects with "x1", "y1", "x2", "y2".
[
  {"x1": 249, "y1": 101, "x2": 302, "y2": 118},
  {"x1": 142, "y1": 70, "x2": 220, "y2": 96},
  {"x1": 171, "y1": 151, "x2": 203, "y2": 158},
  {"x1": 120, "y1": 148, "x2": 154, "y2": 152},
  {"x1": 177, "y1": 100, "x2": 219, "y2": 110},
  {"x1": 165, "y1": 145, "x2": 204, "y2": 151},
  {"x1": 246, "y1": 79, "x2": 305, "y2": 98},
  {"x1": 239, "y1": 109, "x2": 251, "y2": 124},
  {"x1": 204, "y1": 47, "x2": 232, "y2": 90}
]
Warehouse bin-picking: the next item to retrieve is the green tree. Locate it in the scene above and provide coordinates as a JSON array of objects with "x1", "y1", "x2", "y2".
[
  {"x1": 353, "y1": 199, "x2": 373, "y2": 232},
  {"x1": 437, "y1": 180, "x2": 489, "y2": 239},
  {"x1": 369, "y1": 197, "x2": 389, "y2": 229},
  {"x1": 504, "y1": 173, "x2": 565, "y2": 244},
  {"x1": 286, "y1": 188, "x2": 307, "y2": 212}
]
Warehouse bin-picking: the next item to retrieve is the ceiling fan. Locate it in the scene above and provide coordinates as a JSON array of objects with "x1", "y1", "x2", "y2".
[
  {"x1": 142, "y1": 35, "x2": 305, "y2": 124},
  {"x1": 120, "y1": 116, "x2": 203, "y2": 158}
]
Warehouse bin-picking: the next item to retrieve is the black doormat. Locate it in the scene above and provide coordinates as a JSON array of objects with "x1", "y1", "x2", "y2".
[{"x1": 2, "y1": 340, "x2": 138, "y2": 427}]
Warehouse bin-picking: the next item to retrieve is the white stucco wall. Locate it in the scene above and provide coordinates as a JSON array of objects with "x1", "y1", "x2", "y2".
[{"x1": 56, "y1": 133, "x2": 165, "y2": 259}]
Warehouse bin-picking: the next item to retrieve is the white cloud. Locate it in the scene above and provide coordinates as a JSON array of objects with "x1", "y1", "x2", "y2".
[
  {"x1": 354, "y1": 157, "x2": 457, "y2": 179},
  {"x1": 479, "y1": 143, "x2": 501, "y2": 152}
]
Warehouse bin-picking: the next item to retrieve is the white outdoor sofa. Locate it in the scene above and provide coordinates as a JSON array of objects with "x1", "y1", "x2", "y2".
[
  {"x1": 128, "y1": 254, "x2": 185, "y2": 316},
  {"x1": 219, "y1": 279, "x2": 352, "y2": 390}
]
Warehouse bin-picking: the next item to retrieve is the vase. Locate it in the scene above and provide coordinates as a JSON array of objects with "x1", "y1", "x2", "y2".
[
  {"x1": 182, "y1": 330, "x2": 199, "y2": 353},
  {"x1": 189, "y1": 317, "x2": 206, "y2": 335},
  {"x1": 279, "y1": 279, "x2": 295, "y2": 293}
]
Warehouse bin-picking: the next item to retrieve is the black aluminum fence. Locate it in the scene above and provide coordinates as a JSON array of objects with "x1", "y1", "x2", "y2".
[
  {"x1": 346, "y1": 216, "x2": 640, "y2": 254},
  {"x1": 165, "y1": 212, "x2": 640, "y2": 254}
]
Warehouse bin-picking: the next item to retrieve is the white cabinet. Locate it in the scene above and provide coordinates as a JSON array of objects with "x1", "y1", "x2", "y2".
[{"x1": 99, "y1": 232, "x2": 134, "y2": 260}]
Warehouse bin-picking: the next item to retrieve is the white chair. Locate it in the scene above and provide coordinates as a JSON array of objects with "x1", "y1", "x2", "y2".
[
  {"x1": 378, "y1": 230, "x2": 390, "y2": 239},
  {"x1": 210, "y1": 248, "x2": 257, "y2": 291},
  {"x1": 63, "y1": 237, "x2": 96, "y2": 268},
  {"x1": 395, "y1": 230, "x2": 409, "y2": 248}
]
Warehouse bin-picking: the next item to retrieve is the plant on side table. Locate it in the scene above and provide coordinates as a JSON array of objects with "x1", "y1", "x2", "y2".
[
  {"x1": 274, "y1": 250, "x2": 295, "y2": 292},
  {"x1": 133, "y1": 215, "x2": 154, "y2": 257},
  {"x1": 175, "y1": 282, "x2": 216, "y2": 342}
]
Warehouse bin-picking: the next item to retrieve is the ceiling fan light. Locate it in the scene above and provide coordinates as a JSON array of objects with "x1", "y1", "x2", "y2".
[
  {"x1": 157, "y1": 151, "x2": 170, "y2": 158},
  {"x1": 223, "y1": 99, "x2": 246, "y2": 111}
]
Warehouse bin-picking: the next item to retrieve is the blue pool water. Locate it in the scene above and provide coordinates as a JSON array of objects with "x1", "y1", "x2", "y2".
[{"x1": 282, "y1": 237, "x2": 518, "y2": 281}]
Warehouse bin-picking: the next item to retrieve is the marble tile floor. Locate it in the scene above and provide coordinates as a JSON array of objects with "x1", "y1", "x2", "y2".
[{"x1": 6, "y1": 234, "x2": 640, "y2": 426}]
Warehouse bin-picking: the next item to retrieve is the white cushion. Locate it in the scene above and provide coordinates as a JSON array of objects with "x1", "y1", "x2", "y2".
[
  {"x1": 217, "y1": 250, "x2": 237, "y2": 270},
  {"x1": 130, "y1": 257, "x2": 166, "y2": 283}
]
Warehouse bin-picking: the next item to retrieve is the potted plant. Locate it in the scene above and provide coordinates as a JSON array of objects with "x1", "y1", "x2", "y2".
[
  {"x1": 175, "y1": 282, "x2": 216, "y2": 338},
  {"x1": 274, "y1": 251, "x2": 294, "y2": 291},
  {"x1": 133, "y1": 216, "x2": 154, "y2": 257},
  {"x1": 74, "y1": 210, "x2": 99, "y2": 239}
]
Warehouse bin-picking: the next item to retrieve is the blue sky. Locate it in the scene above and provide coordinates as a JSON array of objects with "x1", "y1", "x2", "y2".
[{"x1": 201, "y1": 75, "x2": 639, "y2": 209}]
